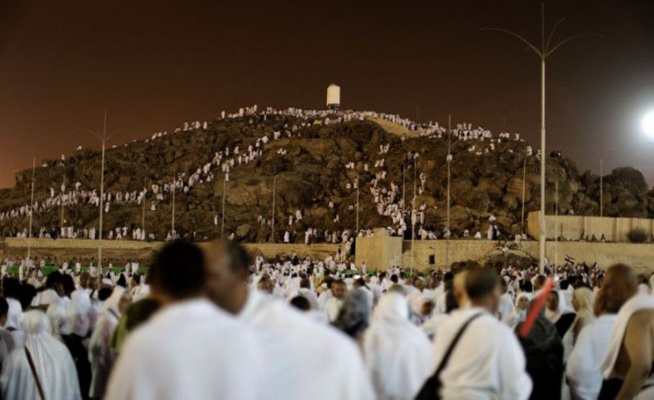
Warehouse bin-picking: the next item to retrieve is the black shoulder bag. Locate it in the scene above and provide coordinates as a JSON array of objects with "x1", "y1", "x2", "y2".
[{"x1": 415, "y1": 313, "x2": 483, "y2": 400}]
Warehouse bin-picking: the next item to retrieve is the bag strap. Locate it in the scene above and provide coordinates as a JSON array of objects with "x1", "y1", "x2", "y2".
[
  {"x1": 433, "y1": 312, "x2": 484, "y2": 378},
  {"x1": 25, "y1": 347, "x2": 46, "y2": 400}
]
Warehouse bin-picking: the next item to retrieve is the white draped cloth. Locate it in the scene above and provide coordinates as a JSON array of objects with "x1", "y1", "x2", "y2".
[
  {"x1": 432, "y1": 307, "x2": 532, "y2": 400},
  {"x1": 362, "y1": 292, "x2": 432, "y2": 400},
  {"x1": 566, "y1": 314, "x2": 617, "y2": 400},
  {"x1": 601, "y1": 293, "x2": 654, "y2": 380},
  {"x1": 61, "y1": 287, "x2": 98, "y2": 337},
  {"x1": 88, "y1": 286, "x2": 125, "y2": 398},
  {"x1": 0, "y1": 310, "x2": 81, "y2": 400},
  {"x1": 237, "y1": 287, "x2": 374, "y2": 400},
  {"x1": 5, "y1": 298, "x2": 24, "y2": 347},
  {"x1": 105, "y1": 298, "x2": 268, "y2": 400}
]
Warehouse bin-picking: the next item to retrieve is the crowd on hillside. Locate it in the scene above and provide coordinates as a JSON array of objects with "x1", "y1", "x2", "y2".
[
  {"x1": 3, "y1": 106, "x2": 534, "y2": 244},
  {"x1": 0, "y1": 242, "x2": 653, "y2": 399}
]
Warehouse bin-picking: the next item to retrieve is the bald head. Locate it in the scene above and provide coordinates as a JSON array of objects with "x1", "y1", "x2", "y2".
[{"x1": 603, "y1": 264, "x2": 638, "y2": 313}]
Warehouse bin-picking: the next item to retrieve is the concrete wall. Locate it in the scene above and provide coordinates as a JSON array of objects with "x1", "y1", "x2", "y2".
[
  {"x1": 241, "y1": 243, "x2": 339, "y2": 260},
  {"x1": 355, "y1": 232, "x2": 654, "y2": 274},
  {"x1": 4, "y1": 238, "x2": 161, "y2": 250},
  {"x1": 7, "y1": 237, "x2": 654, "y2": 275},
  {"x1": 1, "y1": 238, "x2": 340, "y2": 264},
  {"x1": 356, "y1": 236, "x2": 403, "y2": 270},
  {"x1": 527, "y1": 212, "x2": 654, "y2": 242}
]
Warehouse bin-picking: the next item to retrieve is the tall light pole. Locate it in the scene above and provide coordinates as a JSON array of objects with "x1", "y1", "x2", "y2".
[
  {"x1": 555, "y1": 179, "x2": 559, "y2": 267},
  {"x1": 26, "y1": 158, "x2": 36, "y2": 263},
  {"x1": 89, "y1": 111, "x2": 116, "y2": 273},
  {"x1": 141, "y1": 181, "x2": 147, "y2": 240},
  {"x1": 446, "y1": 115, "x2": 453, "y2": 269},
  {"x1": 221, "y1": 174, "x2": 226, "y2": 239},
  {"x1": 271, "y1": 172, "x2": 277, "y2": 243},
  {"x1": 411, "y1": 157, "x2": 417, "y2": 273},
  {"x1": 171, "y1": 175, "x2": 176, "y2": 238},
  {"x1": 355, "y1": 172, "x2": 360, "y2": 234},
  {"x1": 594, "y1": 150, "x2": 618, "y2": 217},
  {"x1": 60, "y1": 175, "x2": 66, "y2": 235},
  {"x1": 511, "y1": 151, "x2": 529, "y2": 235},
  {"x1": 431, "y1": 115, "x2": 457, "y2": 269},
  {"x1": 483, "y1": 3, "x2": 593, "y2": 273}
]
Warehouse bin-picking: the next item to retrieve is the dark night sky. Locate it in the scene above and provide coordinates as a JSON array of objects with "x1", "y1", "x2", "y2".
[{"x1": 1, "y1": 0, "x2": 653, "y2": 188}]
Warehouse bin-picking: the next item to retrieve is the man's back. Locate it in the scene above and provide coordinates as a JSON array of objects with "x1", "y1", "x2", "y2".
[
  {"x1": 433, "y1": 307, "x2": 532, "y2": 400},
  {"x1": 240, "y1": 289, "x2": 373, "y2": 400},
  {"x1": 105, "y1": 299, "x2": 267, "y2": 400}
]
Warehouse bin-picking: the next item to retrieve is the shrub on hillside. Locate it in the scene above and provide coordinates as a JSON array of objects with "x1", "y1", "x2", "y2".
[{"x1": 628, "y1": 228, "x2": 648, "y2": 243}]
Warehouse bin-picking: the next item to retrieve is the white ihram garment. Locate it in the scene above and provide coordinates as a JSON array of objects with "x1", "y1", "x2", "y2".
[{"x1": 105, "y1": 298, "x2": 268, "y2": 400}]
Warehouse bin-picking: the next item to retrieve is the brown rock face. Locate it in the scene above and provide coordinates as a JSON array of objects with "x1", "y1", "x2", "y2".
[{"x1": 1, "y1": 113, "x2": 652, "y2": 241}]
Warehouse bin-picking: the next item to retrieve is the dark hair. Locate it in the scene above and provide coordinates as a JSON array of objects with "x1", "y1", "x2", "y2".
[
  {"x1": 522, "y1": 280, "x2": 533, "y2": 293},
  {"x1": 560, "y1": 280, "x2": 569, "y2": 290},
  {"x1": 98, "y1": 287, "x2": 113, "y2": 301},
  {"x1": 117, "y1": 274, "x2": 128, "y2": 288},
  {"x1": 45, "y1": 271, "x2": 63, "y2": 289},
  {"x1": 2, "y1": 278, "x2": 22, "y2": 300},
  {"x1": 465, "y1": 269, "x2": 499, "y2": 300},
  {"x1": 390, "y1": 274, "x2": 399, "y2": 284},
  {"x1": 150, "y1": 239, "x2": 206, "y2": 299},
  {"x1": 0, "y1": 297, "x2": 8, "y2": 319},
  {"x1": 289, "y1": 295, "x2": 311, "y2": 311},
  {"x1": 20, "y1": 284, "x2": 36, "y2": 310},
  {"x1": 62, "y1": 274, "x2": 76, "y2": 296}
]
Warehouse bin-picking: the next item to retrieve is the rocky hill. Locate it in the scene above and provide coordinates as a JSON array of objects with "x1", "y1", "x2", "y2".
[{"x1": 1, "y1": 109, "x2": 653, "y2": 242}]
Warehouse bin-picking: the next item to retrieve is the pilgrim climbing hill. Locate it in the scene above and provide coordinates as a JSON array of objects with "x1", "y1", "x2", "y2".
[{"x1": 1, "y1": 109, "x2": 652, "y2": 242}]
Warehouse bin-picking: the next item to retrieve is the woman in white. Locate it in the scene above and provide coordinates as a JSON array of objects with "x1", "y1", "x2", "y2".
[
  {"x1": 362, "y1": 292, "x2": 432, "y2": 400},
  {"x1": 507, "y1": 292, "x2": 531, "y2": 329},
  {"x1": 1, "y1": 310, "x2": 81, "y2": 400},
  {"x1": 88, "y1": 286, "x2": 132, "y2": 399}
]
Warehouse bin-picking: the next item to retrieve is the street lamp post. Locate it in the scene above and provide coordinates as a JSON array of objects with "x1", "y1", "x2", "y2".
[
  {"x1": 483, "y1": 3, "x2": 592, "y2": 273},
  {"x1": 171, "y1": 175, "x2": 176, "y2": 238},
  {"x1": 355, "y1": 172, "x2": 360, "y2": 234},
  {"x1": 271, "y1": 173, "x2": 277, "y2": 243},
  {"x1": 430, "y1": 115, "x2": 457, "y2": 270},
  {"x1": 591, "y1": 150, "x2": 618, "y2": 217},
  {"x1": 26, "y1": 158, "x2": 36, "y2": 264},
  {"x1": 141, "y1": 181, "x2": 146, "y2": 240},
  {"x1": 88, "y1": 111, "x2": 116, "y2": 274},
  {"x1": 221, "y1": 175, "x2": 227, "y2": 239}
]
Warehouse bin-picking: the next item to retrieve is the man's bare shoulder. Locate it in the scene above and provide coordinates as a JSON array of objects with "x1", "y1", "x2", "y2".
[{"x1": 627, "y1": 309, "x2": 654, "y2": 330}]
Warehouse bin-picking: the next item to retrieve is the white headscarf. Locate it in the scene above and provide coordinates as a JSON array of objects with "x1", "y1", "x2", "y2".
[
  {"x1": 61, "y1": 289, "x2": 97, "y2": 337},
  {"x1": 5, "y1": 298, "x2": 23, "y2": 331},
  {"x1": 362, "y1": 292, "x2": 432, "y2": 400},
  {"x1": 0, "y1": 310, "x2": 81, "y2": 400}
]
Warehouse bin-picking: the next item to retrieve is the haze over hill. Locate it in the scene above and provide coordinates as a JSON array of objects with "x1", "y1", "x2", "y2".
[{"x1": 1, "y1": 107, "x2": 652, "y2": 243}]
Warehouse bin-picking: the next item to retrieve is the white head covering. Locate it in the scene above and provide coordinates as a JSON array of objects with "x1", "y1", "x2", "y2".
[
  {"x1": 4, "y1": 298, "x2": 23, "y2": 331},
  {"x1": 61, "y1": 289, "x2": 97, "y2": 337},
  {"x1": 362, "y1": 292, "x2": 432, "y2": 399},
  {"x1": 0, "y1": 310, "x2": 81, "y2": 399}
]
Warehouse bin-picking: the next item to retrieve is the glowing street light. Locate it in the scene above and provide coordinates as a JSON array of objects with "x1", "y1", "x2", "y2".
[{"x1": 643, "y1": 110, "x2": 654, "y2": 136}]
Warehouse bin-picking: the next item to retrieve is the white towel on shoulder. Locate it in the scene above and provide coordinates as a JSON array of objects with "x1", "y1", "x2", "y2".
[{"x1": 600, "y1": 293, "x2": 654, "y2": 379}]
